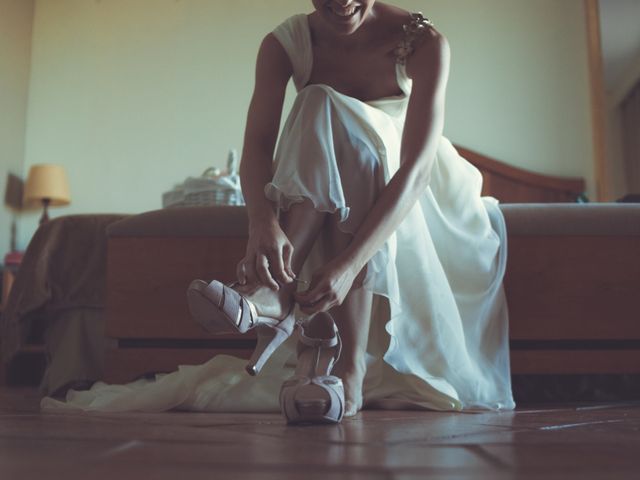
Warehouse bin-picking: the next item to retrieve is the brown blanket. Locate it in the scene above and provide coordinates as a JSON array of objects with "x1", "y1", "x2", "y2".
[{"x1": 1, "y1": 214, "x2": 127, "y2": 367}]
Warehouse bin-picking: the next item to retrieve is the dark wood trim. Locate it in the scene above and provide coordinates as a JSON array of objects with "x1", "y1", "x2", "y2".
[
  {"x1": 456, "y1": 145, "x2": 585, "y2": 195},
  {"x1": 511, "y1": 349, "x2": 640, "y2": 374},
  {"x1": 511, "y1": 340, "x2": 640, "y2": 350}
]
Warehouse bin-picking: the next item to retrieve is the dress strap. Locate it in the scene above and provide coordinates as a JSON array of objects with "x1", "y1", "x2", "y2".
[
  {"x1": 272, "y1": 14, "x2": 313, "y2": 91},
  {"x1": 394, "y1": 12, "x2": 434, "y2": 66}
]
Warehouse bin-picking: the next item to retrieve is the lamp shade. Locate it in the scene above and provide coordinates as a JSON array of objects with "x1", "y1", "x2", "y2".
[{"x1": 23, "y1": 164, "x2": 71, "y2": 207}]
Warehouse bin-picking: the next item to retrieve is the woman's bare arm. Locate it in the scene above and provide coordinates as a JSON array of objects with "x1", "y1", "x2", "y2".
[
  {"x1": 237, "y1": 33, "x2": 295, "y2": 289},
  {"x1": 346, "y1": 31, "x2": 450, "y2": 269},
  {"x1": 296, "y1": 29, "x2": 451, "y2": 312}
]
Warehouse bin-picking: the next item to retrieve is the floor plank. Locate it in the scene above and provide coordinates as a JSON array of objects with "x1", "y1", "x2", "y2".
[{"x1": 1, "y1": 388, "x2": 639, "y2": 479}]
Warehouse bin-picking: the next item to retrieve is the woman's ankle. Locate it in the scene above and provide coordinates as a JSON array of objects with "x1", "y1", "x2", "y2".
[
  {"x1": 334, "y1": 350, "x2": 367, "y2": 376},
  {"x1": 342, "y1": 373, "x2": 365, "y2": 417},
  {"x1": 334, "y1": 356, "x2": 366, "y2": 409}
]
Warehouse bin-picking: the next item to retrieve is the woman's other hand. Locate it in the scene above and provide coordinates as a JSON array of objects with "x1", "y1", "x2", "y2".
[
  {"x1": 294, "y1": 257, "x2": 359, "y2": 314},
  {"x1": 237, "y1": 218, "x2": 295, "y2": 290}
]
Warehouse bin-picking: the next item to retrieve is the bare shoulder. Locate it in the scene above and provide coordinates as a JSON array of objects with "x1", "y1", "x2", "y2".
[
  {"x1": 375, "y1": 3, "x2": 450, "y2": 78},
  {"x1": 413, "y1": 27, "x2": 450, "y2": 61},
  {"x1": 405, "y1": 26, "x2": 450, "y2": 81},
  {"x1": 256, "y1": 33, "x2": 293, "y2": 80}
]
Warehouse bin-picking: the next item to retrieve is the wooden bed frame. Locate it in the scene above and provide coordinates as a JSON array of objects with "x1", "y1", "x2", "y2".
[{"x1": 457, "y1": 146, "x2": 586, "y2": 203}]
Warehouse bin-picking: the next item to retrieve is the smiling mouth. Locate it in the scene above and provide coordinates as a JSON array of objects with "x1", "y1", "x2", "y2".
[{"x1": 328, "y1": 4, "x2": 361, "y2": 19}]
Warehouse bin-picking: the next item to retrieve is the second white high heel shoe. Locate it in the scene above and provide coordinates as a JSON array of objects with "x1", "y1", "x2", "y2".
[{"x1": 280, "y1": 312, "x2": 344, "y2": 424}]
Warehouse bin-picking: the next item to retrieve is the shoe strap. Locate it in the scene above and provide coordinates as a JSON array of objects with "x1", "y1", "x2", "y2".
[
  {"x1": 240, "y1": 296, "x2": 257, "y2": 329},
  {"x1": 228, "y1": 282, "x2": 260, "y2": 327},
  {"x1": 297, "y1": 317, "x2": 342, "y2": 369},
  {"x1": 312, "y1": 375, "x2": 345, "y2": 422},
  {"x1": 312, "y1": 375, "x2": 343, "y2": 388},
  {"x1": 297, "y1": 324, "x2": 339, "y2": 349},
  {"x1": 220, "y1": 283, "x2": 257, "y2": 332}
]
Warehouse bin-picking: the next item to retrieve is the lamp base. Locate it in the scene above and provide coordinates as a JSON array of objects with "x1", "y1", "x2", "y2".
[{"x1": 39, "y1": 198, "x2": 50, "y2": 226}]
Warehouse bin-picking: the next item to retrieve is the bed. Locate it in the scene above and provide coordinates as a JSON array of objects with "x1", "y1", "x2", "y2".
[{"x1": 8, "y1": 145, "x2": 630, "y2": 398}]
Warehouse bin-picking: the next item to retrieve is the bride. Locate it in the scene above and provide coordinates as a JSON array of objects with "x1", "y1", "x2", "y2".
[
  {"x1": 187, "y1": 0, "x2": 514, "y2": 423},
  {"x1": 44, "y1": 1, "x2": 514, "y2": 423}
]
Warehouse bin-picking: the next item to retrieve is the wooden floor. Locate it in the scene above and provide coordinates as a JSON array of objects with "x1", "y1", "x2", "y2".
[{"x1": 1, "y1": 388, "x2": 639, "y2": 479}]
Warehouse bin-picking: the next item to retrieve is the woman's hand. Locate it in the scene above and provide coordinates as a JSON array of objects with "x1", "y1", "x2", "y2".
[
  {"x1": 294, "y1": 256, "x2": 360, "y2": 315},
  {"x1": 237, "y1": 218, "x2": 295, "y2": 291}
]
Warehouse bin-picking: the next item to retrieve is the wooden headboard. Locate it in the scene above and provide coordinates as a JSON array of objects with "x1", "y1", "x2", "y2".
[{"x1": 455, "y1": 145, "x2": 586, "y2": 203}]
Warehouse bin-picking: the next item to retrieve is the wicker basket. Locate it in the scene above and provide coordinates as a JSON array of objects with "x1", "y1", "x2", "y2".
[{"x1": 162, "y1": 174, "x2": 244, "y2": 208}]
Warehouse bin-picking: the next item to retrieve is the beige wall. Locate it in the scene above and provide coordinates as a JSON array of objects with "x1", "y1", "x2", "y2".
[
  {"x1": 16, "y1": 0, "x2": 595, "y2": 249},
  {"x1": 423, "y1": 0, "x2": 594, "y2": 186},
  {"x1": 0, "y1": 0, "x2": 34, "y2": 257}
]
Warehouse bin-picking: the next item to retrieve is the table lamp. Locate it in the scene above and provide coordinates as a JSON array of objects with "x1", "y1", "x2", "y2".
[{"x1": 23, "y1": 164, "x2": 71, "y2": 225}]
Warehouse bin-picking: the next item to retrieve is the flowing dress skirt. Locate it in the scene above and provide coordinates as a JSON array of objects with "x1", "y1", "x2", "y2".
[{"x1": 42, "y1": 84, "x2": 514, "y2": 413}]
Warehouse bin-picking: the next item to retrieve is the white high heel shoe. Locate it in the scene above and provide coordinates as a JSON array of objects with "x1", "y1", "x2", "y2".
[
  {"x1": 280, "y1": 312, "x2": 345, "y2": 424},
  {"x1": 187, "y1": 279, "x2": 295, "y2": 376}
]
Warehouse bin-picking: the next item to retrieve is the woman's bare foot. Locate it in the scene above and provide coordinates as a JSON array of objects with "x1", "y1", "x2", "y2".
[
  {"x1": 333, "y1": 355, "x2": 367, "y2": 417},
  {"x1": 326, "y1": 283, "x2": 372, "y2": 418},
  {"x1": 327, "y1": 281, "x2": 372, "y2": 417}
]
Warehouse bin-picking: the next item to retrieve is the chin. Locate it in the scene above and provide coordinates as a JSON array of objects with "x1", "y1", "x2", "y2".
[{"x1": 313, "y1": 1, "x2": 374, "y2": 35}]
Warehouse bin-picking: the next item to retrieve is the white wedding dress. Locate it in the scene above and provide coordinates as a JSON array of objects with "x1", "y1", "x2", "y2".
[{"x1": 42, "y1": 14, "x2": 515, "y2": 413}]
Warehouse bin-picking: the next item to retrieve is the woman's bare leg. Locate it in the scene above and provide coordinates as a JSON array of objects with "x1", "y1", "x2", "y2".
[
  {"x1": 323, "y1": 215, "x2": 373, "y2": 416},
  {"x1": 237, "y1": 198, "x2": 326, "y2": 318},
  {"x1": 239, "y1": 201, "x2": 372, "y2": 415},
  {"x1": 331, "y1": 287, "x2": 372, "y2": 416}
]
